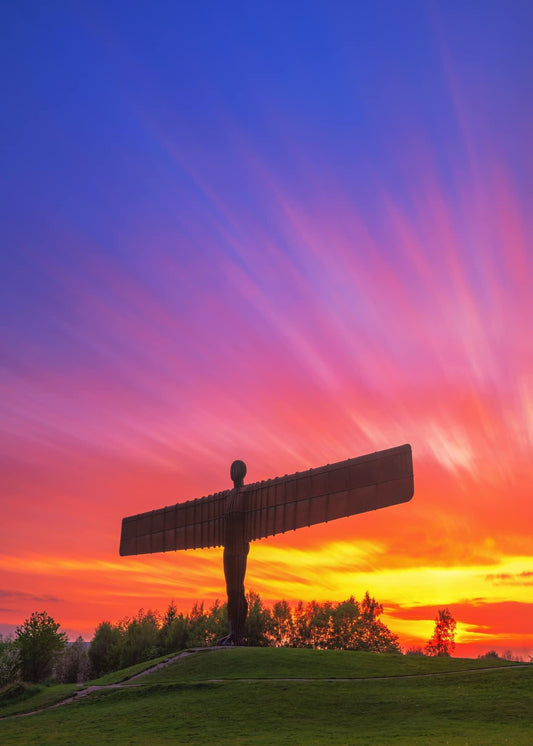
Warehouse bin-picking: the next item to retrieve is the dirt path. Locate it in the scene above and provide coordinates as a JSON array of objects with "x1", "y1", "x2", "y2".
[
  {"x1": 0, "y1": 647, "x2": 232, "y2": 719},
  {"x1": 57, "y1": 646, "x2": 218, "y2": 704},
  {"x1": 2, "y1": 649, "x2": 529, "y2": 720}
]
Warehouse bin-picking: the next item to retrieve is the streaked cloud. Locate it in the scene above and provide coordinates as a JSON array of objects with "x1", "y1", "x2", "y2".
[{"x1": 1, "y1": 2, "x2": 532, "y2": 656}]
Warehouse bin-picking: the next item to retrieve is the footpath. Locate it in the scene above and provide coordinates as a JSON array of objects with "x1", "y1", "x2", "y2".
[{"x1": 2, "y1": 648, "x2": 529, "y2": 720}]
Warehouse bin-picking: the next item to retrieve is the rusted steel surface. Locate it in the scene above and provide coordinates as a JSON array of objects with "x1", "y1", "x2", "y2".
[
  {"x1": 243, "y1": 443, "x2": 413, "y2": 541},
  {"x1": 119, "y1": 444, "x2": 413, "y2": 557},
  {"x1": 119, "y1": 490, "x2": 228, "y2": 556}
]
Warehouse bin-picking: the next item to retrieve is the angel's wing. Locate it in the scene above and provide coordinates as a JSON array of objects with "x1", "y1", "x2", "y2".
[{"x1": 119, "y1": 444, "x2": 413, "y2": 556}]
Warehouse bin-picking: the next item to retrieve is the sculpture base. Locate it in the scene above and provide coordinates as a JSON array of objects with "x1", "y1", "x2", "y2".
[{"x1": 217, "y1": 633, "x2": 245, "y2": 646}]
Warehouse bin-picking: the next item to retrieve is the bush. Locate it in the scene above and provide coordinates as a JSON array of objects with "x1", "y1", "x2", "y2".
[
  {"x1": 0, "y1": 642, "x2": 21, "y2": 688},
  {"x1": 0, "y1": 682, "x2": 26, "y2": 701},
  {"x1": 502, "y1": 649, "x2": 524, "y2": 662},
  {"x1": 478, "y1": 650, "x2": 500, "y2": 660}
]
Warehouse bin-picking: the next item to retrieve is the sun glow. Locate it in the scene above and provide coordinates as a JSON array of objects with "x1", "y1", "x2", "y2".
[{"x1": 1, "y1": 2, "x2": 532, "y2": 660}]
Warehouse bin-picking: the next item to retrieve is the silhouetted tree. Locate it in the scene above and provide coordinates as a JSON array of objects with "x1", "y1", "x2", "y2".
[
  {"x1": 328, "y1": 597, "x2": 360, "y2": 649},
  {"x1": 89, "y1": 621, "x2": 124, "y2": 676},
  {"x1": 267, "y1": 600, "x2": 294, "y2": 647},
  {"x1": 160, "y1": 601, "x2": 179, "y2": 632},
  {"x1": 244, "y1": 591, "x2": 269, "y2": 646},
  {"x1": 85, "y1": 591, "x2": 402, "y2": 675},
  {"x1": 56, "y1": 637, "x2": 91, "y2": 683},
  {"x1": 121, "y1": 609, "x2": 160, "y2": 667},
  {"x1": 159, "y1": 611, "x2": 189, "y2": 653},
  {"x1": 0, "y1": 639, "x2": 21, "y2": 688},
  {"x1": 291, "y1": 601, "x2": 313, "y2": 648},
  {"x1": 159, "y1": 601, "x2": 184, "y2": 653},
  {"x1": 307, "y1": 601, "x2": 334, "y2": 649},
  {"x1": 357, "y1": 592, "x2": 401, "y2": 653},
  {"x1": 187, "y1": 602, "x2": 210, "y2": 647},
  {"x1": 425, "y1": 608, "x2": 456, "y2": 656},
  {"x1": 265, "y1": 593, "x2": 400, "y2": 652},
  {"x1": 478, "y1": 650, "x2": 499, "y2": 660},
  {"x1": 15, "y1": 611, "x2": 68, "y2": 682},
  {"x1": 204, "y1": 600, "x2": 227, "y2": 645},
  {"x1": 501, "y1": 649, "x2": 523, "y2": 662}
]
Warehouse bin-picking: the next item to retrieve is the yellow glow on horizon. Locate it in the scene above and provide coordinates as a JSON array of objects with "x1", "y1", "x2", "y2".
[
  {"x1": 3, "y1": 544, "x2": 531, "y2": 617},
  {"x1": 3, "y1": 542, "x2": 532, "y2": 656}
]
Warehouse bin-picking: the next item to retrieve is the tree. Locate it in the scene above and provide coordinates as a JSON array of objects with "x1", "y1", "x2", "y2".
[
  {"x1": 266, "y1": 600, "x2": 294, "y2": 647},
  {"x1": 89, "y1": 621, "x2": 124, "y2": 676},
  {"x1": 159, "y1": 610, "x2": 189, "y2": 654},
  {"x1": 15, "y1": 611, "x2": 68, "y2": 682},
  {"x1": 186, "y1": 602, "x2": 209, "y2": 647},
  {"x1": 56, "y1": 637, "x2": 91, "y2": 683},
  {"x1": 425, "y1": 608, "x2": 456, "y2": 656},
  {"x1": 357, "y1": 592, "x2": 401, "y2": 653},
  {"x1": 244, "y1": 591, "x2": 269, "y2": 646},
  {"x1": 291, "y1": 601, "x2": 313, "y2": 648},
  {"x1": 264, "y1": 594, "x2": 400, "y2": 652},
  {"x1": 328, "y1": 597, "x2": 360, "y2": 650},
  {"x1": 121, "y1": 609, "x2": 160, "y2": 668},
  {"x1": 84, "y1": 591, "x2": 403, "y2": 676},
  {"x1": 478, "y1": 650, "x2": 499, "y2": 660},
  {"x1": 203, "y1": 600, "x2": 227, "y2": 645}
]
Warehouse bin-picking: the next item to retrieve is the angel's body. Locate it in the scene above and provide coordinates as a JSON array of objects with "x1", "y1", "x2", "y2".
[{"x1": 218, "y1": 460, "x2": 249, "y2": 645}]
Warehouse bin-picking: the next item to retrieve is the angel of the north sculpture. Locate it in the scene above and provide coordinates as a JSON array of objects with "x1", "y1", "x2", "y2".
[{"x1": 120, "y1": 443, "x2": 414, "y2": 645}]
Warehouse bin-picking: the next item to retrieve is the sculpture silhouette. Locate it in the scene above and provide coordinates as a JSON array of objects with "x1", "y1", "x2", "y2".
[
  {"x1": 120, "y1": 444, "x2": 414, "y2": 645},
  {"x1": 218, "y1": 459, "x2": 249, "y2": 645}
]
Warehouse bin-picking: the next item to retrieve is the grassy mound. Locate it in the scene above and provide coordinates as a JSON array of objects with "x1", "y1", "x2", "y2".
[
  {"x1": 139, "y1": 646, "x2": 519, "y2": 683},
  {"x1": 0, "y1": 648, "x2": 531, "y2": 745}
]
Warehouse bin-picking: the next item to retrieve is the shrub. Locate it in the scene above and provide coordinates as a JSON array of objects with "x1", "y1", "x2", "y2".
[
  {"x1": 478, "y1": 650, "x2": 500, "y2": 660},
  {"x1": 0, "y1": 642, "x2": 21, "y2": 688}
]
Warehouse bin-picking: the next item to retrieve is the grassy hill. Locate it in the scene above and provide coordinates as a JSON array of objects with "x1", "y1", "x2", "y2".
[{"x1": 1, "y1": 648, "x2": 531, "y2": 744}]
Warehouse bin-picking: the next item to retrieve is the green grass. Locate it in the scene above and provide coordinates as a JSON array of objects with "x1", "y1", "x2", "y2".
[
  {"x1": 0, "y1": 683, "x2": 80, "y2": 718},
  {"x1": 139, "y1": 647, "x2": 520, "y2": 683},
  {"x1": 0, "y1": 649, "x2": 531, "y2": 744},
  {"x1": 88, "y1": 653, "x2": 177, "y2": 685},
  {"x1": 0, "y1": 654, "x2": 176, "y2": 717}
]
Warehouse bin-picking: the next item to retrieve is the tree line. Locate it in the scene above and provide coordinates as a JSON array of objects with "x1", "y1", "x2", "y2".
[
  {"x1": 0, "y1": 593, "x2": 461, "y2": 689},
  {"x1": 89, "y1": 591, "x2": 402, "y2": 676}
]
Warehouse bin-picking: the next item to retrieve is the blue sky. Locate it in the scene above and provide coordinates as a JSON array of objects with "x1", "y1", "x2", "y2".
[{"x1": 1, "y1": 1, "x2": 532, "y2": 655}]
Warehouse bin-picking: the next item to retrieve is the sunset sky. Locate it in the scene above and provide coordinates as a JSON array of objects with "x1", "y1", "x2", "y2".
[{"x1": 2, "y1": 1, "x2": 532, "y2": 658}]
